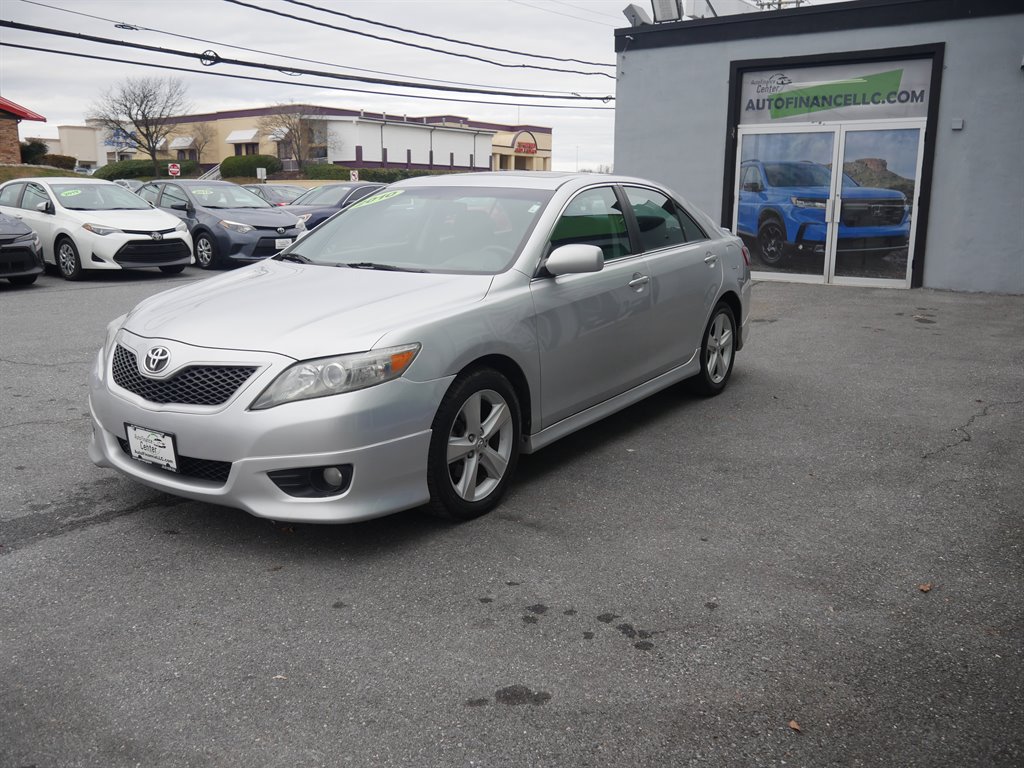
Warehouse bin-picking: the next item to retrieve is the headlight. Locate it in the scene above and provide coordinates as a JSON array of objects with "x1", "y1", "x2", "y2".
[
  {"x1": 296, "y1": 213, "x2": 312, "y2": 224},
  {"x1": 14, "y1": 231, "x2": 40, "y2": 248},
  {"x1": 219, "y1": 219, "x2": 253, "y2": 234},
  {"x1": 103, "y1": 313, "x2": 126, "y2": 355},
  {"x1": 790, "y1": 196, "x2": 827, "y2": 209},
  {"x1": 83, "y1": 223, "x2": 123, "y2": 236},
  {"x1": 251, "y1": 343, "x2": 421, "y2": 410},
  {"x1": 174, "y1": 220, "x2": 188, "y2": 232}
]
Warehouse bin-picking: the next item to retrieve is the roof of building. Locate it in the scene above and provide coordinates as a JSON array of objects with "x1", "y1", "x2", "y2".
[{"x1": 0, "y1": 96, "x2": 46, "y2": 122}]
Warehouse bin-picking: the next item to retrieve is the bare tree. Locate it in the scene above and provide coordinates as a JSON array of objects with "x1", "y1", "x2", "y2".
[
  {"x1": 258, "y1": 104, "x2": 332, "y2": 170},
  {"x1": 190, "y1": 122, "x2": 216, "y2": 166},
  {"x1": 88, "y1": 77, "x2": 190, "y2": 175}
]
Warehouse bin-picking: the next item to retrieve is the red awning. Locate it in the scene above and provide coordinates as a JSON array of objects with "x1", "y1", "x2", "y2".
[{"x1": 0, "y1": 96, "x2": 46, "y2": 122}]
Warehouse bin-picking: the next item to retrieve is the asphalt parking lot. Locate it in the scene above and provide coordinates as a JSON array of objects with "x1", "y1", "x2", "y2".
[{"x1": 1, "y1": 271, "x2": 1021, "y2": 767}]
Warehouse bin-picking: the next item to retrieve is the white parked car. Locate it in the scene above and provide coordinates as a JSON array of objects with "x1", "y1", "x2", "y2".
[{"x1": 0, "y1": 177, "x2": 193, "y2": 280}]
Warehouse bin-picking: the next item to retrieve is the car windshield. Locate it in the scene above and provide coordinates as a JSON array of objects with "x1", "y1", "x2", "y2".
[
  {"x1": 282, "y1": 186, "x2": 553, "y2": 274},
  {"x1": 292, "y1": 185, "x2": 353, "y2": 207},
  {"x1": 762, "y1": 163, "x2": 834, "y2": 187},
  {"x1": 263, "y1": 186, "x2": 305, "y2": 203},
  {"x1": 188, "y1": 184, "x2": 271, "y2": 209},
  {"x1": 50, "y1": 184, "x2": 151, "y2": 211}
]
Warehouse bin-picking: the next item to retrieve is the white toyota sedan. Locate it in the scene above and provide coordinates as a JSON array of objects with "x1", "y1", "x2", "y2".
[{"x1": 0, "y1": 177, "x2": 192, "y2": 280}]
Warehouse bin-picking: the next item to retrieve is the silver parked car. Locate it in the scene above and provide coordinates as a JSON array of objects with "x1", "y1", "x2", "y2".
[{"x1": 88, "y1": 172, "x2": 752, "y2": 524}]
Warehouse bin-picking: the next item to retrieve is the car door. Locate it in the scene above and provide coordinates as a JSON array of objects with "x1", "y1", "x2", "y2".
[
  {"x1": 622, "y1": 186, "x2": 723, "y2": 377},
  {"x1": 736, "y1": 163, "x2": 765, "y2": 237},
  {"x1": 17, "y1": 183, "x2": 61, "y2": 264},
  {"x1": 0, "y1": 182, "x2": 25, "y2": 219},
  {"x1": 156, "y1": 184, "x2": 198, "y2": 232},
  {"x1": 530, "y1": 185, "x2": 654, "y2": 428}
]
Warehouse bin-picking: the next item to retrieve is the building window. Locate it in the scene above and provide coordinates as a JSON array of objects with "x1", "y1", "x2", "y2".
[{"x1": 234, "y1": 143, "x2": 259, "y2": 156}]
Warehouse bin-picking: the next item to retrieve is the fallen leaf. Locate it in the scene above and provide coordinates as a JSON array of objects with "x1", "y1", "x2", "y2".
[
  {"x1": 788, "y1": 720, "x2": 802, "y2": 733},
  {"x1": 919, "y1": 583, "x2": 933, "y2": 593}
]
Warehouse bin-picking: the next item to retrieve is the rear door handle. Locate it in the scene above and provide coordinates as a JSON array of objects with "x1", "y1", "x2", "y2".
[{"x1": 704, "y1": 253, "x2": 718, "y2": 266}]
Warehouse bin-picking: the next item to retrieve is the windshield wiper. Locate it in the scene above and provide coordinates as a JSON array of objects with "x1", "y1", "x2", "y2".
[
  {"x1": 275, "y1": 252, "x2": 313, "y2": 264},
  {"x1": 338, "y1": 262, "x2": 427, "y2": 273}
]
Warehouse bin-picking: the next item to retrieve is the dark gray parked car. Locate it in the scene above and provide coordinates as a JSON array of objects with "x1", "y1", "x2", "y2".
[
  {"x1": 138, "y1": 180, "x2": 305, "y2": 269},
  {"x1": 0, "y1": 211, "x2": 45, "y2": 286},
  {"x1": 287, "y1": 182, "x2": 386, "y2": 229}
]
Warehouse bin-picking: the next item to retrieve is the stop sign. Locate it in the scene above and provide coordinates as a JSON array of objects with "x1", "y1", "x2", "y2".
[{"x1": 168, "y1": 163, "x2": 181, "y2": 177}]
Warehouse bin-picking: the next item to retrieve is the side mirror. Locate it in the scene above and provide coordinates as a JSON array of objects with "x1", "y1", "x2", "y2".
[
  {"x1": 545, "y1": 243, "x2": 603, "y2": 276},
  {"x1": 36, "y1": 200, "x2": 54, "y2": 214},
  {"x1": 742, "y1": 182, "x2": 762, "y2": 193},
  {"x1": 170, "y1": 202, "x2": 190, "y2": 212}
]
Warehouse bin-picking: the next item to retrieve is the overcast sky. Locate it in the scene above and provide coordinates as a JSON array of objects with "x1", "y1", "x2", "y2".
[{"x1": 1, "y1": 0, "x2": 842, "y2": 170}]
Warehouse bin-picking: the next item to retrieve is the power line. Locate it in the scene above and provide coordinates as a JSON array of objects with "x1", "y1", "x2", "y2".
[
  {"x1": 279, "y1": 0, "x2": 614, "y2": 68},
  {"x1": 507, "y1": 0, "x2": 616, "y2": 26},
  {"x1": 0, "y1": 42, "x2": 615, "y2": 111},
  {"x1": 220, "y1": 0, "x2": 615, "y2": 79},
  {"x1": 546, "y1": 0, "x2": 627, "y2": 23},
  {"x1": 0, "y1": 20, "x2": 615, "y2": 101},
  {"x1": 17, "y1": 0, "x2": 607, "y2": 97}
]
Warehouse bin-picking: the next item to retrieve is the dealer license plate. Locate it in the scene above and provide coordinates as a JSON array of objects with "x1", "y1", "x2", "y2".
[
  {"x1": 275, "y1": 238, "x2": 292, "y2": 249},
  {"x1": 125, "y1": 424, "x2": 178, "y2": 472}
]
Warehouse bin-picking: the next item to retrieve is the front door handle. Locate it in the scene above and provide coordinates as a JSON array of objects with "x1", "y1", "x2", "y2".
[{"x1": 628, "y1": 273, "x2": 650, "y2": 290}]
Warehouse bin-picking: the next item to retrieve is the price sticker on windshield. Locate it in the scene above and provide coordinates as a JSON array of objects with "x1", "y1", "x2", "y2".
[
  {"x1": 348, "y1": 189, "x2": 405, "y2": 210},
  {"x1": 60, "y1": 189, "x2": 82, "y2": 197}
]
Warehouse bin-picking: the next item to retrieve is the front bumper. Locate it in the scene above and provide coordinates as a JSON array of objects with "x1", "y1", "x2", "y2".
[
  {"x1": 88, "y1": 332, "x2": 453, "y2": 523},
  {"x1": 0, "y1": 237, "x2": 45, "y2": 278},
  {"x1": 215, "y1": 227, "x2": 304, "y2": 263},
  {"x1": 83, "y1": 229, "x2": 193, "y2": 270}
]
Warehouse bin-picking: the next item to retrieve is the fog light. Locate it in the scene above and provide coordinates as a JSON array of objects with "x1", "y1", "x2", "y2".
[{"x1": 323, "y1": 466, "x2": 345, "y2": 488}]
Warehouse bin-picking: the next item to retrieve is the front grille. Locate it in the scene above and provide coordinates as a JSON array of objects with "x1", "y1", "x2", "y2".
[
  {"x1": 841, "y1": 200, "x2": 905, "y2": 227},
  {"x1": 112, "y1": 344, "x2": 257, "y2": 405},
  {"x1": 114, "y1": 238, "x2": 191, "y2": 265},
  {"x1": 0, "y1": 246, "x2": 37, "y2": 274},
  {"x1": 117, "y1": 437, "x2": 231, "y2": 484}
]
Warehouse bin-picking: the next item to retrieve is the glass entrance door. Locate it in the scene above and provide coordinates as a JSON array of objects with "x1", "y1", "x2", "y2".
[{"x1": 830, "y1": 122, "x2": 925, "y2": 287}]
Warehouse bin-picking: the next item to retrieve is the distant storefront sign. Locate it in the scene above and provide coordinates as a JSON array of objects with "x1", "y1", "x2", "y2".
[
  {"x1": 739, "y1": 59, "x2": 932, "y2": 125},
  {"x1": 515, "y1": 141, "x2": 537, "y2": 154}
]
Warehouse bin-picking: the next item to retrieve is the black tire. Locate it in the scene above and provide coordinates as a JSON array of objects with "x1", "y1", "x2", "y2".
[
  {"x1": 160, "y1": 264, "x2": 186, "y2": 274},
  {"x1": 194, "y1": 232, "x2": 220, "y2": 269},
  {"x1": 8, "y1": 274, "x2": 38, "y2": 286},
  {"x1": 56, "y1": 237, "x2": 84, "y2": 281},
  {"x1": 689, "y1": 302, "x2": 737, "y2": 397},
  {"x1": 757, "y1": 216, "x2": 786, "y2": 266},
  {"x1": 427, "y1": 369, "x2": 521, "y2": 521}
]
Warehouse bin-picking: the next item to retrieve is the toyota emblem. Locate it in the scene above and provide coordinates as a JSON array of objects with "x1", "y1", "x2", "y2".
[
  {"x1": 276, "y1": 227, "x2": 286, "y2": 235},
  {"x1": 144, "y1": 346, "x2": 171, "y2": 374},
  {"x1": 150, "y1": 231, "x2": 164, "y2": 241}
]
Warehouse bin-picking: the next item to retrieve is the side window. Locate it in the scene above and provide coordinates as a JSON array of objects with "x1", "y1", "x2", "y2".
[
  {"x1": 549, "y1": 186, "x2": 630, "y2": 261},
  {"x1": 346, "y1": 186, "x2": 383, "y2": 206},
  {"x1": 741, "y1": 165, "x2": 760, "y2": 190},
  {"x1": 675, "y1": 205, "x2": 709, "y2": 243},
  {"x1": 21, "y1": 184, "x2": 50, "y2": 211},
  {"x1": 138, "y1": 185, "x2": 160, "y2": 204},
  {"x1": 160, "y1": 185, "x2": 189, "y2": 208},
  {"x1": 623, "y1": 187, "x2": 687, "y2": 252},
  {"x1": 0, "y1": 183, "x2": 24, "y2": 207}
]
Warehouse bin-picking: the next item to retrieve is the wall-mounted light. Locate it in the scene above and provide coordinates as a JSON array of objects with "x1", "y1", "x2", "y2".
[
  {"x1": 622, "y1": 4, "x2": 653, "y2": 26},
  {"x1": 651, "y1": 0, "x2": 684, "y2": 22}
]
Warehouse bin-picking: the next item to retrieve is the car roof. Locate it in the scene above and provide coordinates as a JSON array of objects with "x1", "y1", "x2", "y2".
[
  {"x1": 393, "y1": 171, "x2": 671, "y2": 193},
  {"x1": 3, "y1": 177, "x2": 118, "y2": 185}
]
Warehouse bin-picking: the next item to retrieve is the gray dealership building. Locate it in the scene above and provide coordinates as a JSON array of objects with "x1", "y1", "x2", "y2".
[{"x1": 614, "y1": 0, "x2": 1023, "y2": 293}]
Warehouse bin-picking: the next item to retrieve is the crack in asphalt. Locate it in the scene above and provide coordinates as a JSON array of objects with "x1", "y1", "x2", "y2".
[
  {"x1": 921, "y1": 399, "x2": 1023, "y2": 459},
  {"x1": 0, "y1": 356, "x2": 93, "y2": 368},
  {"x1": 0, "y1": 416, "x2": 91, "y2": 432},
  {"x1": 1, "y1": 492, "x2": 189, "y2": 556}
]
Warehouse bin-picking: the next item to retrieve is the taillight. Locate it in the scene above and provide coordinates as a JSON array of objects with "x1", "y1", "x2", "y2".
[{"x1": 741, "y1": 245, "x2": 751, "y2": 266}]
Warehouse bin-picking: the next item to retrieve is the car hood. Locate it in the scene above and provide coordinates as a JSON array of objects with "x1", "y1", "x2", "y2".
[
  {"x1": 62, "y1": 207, "x2": 182, "y2": 230},
  {"x1": 776, "y1": 184, "x2": 906, "y2": 201},
  {"x1": 0, "y1": 213, "x2": 32, "y2": 237},
  {"x1": 284, "y1": 204, "x2": 336, "y2": 216},
  {"x1": 122, "y1": 260, "x2": 494, "y2": 359},
  {"x1": 199, "y1": 206, "x2": 300, "y2": 227}
]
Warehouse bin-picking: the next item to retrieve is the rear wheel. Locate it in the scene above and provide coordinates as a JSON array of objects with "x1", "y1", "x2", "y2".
[
  {"x1": 194, "y1": 233, "x2": 219, "y2": 269},
  {"x1": 56, "y1": 237, "x2": 84, "y2": 281},
  {"x1": 689, "y1": 302, "x2": 737, "y2": 397},
  {"x1": 160, "y1": 264, "x2": 186, "y2": 274},
  {"x1": 427, "y1": 369, "x2": 521, "y2": 521}
]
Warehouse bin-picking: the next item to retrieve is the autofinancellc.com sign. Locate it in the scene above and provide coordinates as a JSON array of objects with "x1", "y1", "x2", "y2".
[{"x1": 739, "y1": 58, "x2": 932, "y2": 125}]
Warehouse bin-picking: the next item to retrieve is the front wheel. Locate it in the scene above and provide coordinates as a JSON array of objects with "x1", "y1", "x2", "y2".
[
  {"x1": 56, "y1": 237, "x2": 84, "y2": 281},
  {"x1": 427, "y1": 369, "x2": 521, "y2": 521},
  {"x1": 757, "y1": 217, "x2": 786, "y2": 266},
  {"x1": 194, "y1": 233, "x2": 219, "y2": 269},
  {"x1": 689, "y1": 302, "x2": 737, "y2": 397}
]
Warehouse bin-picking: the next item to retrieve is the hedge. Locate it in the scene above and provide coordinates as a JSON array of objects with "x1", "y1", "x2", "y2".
[
  {"x1": 40, "y1": 154, "x2": 77, "y2": 170},
  {"x1": 220, "y1": 154, "x2": 282, "y2": 178},
  {"x1": 302, "y1": 165, "x2": 451, "y2": 183},
  {"x1": 93, "y1": 159, "x2": 199, "y2": 181}
]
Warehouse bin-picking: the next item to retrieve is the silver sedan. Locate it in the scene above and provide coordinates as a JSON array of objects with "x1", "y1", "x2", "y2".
[{"x1": 88, "y1": 172, "x2": 752, "y2": 523}]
